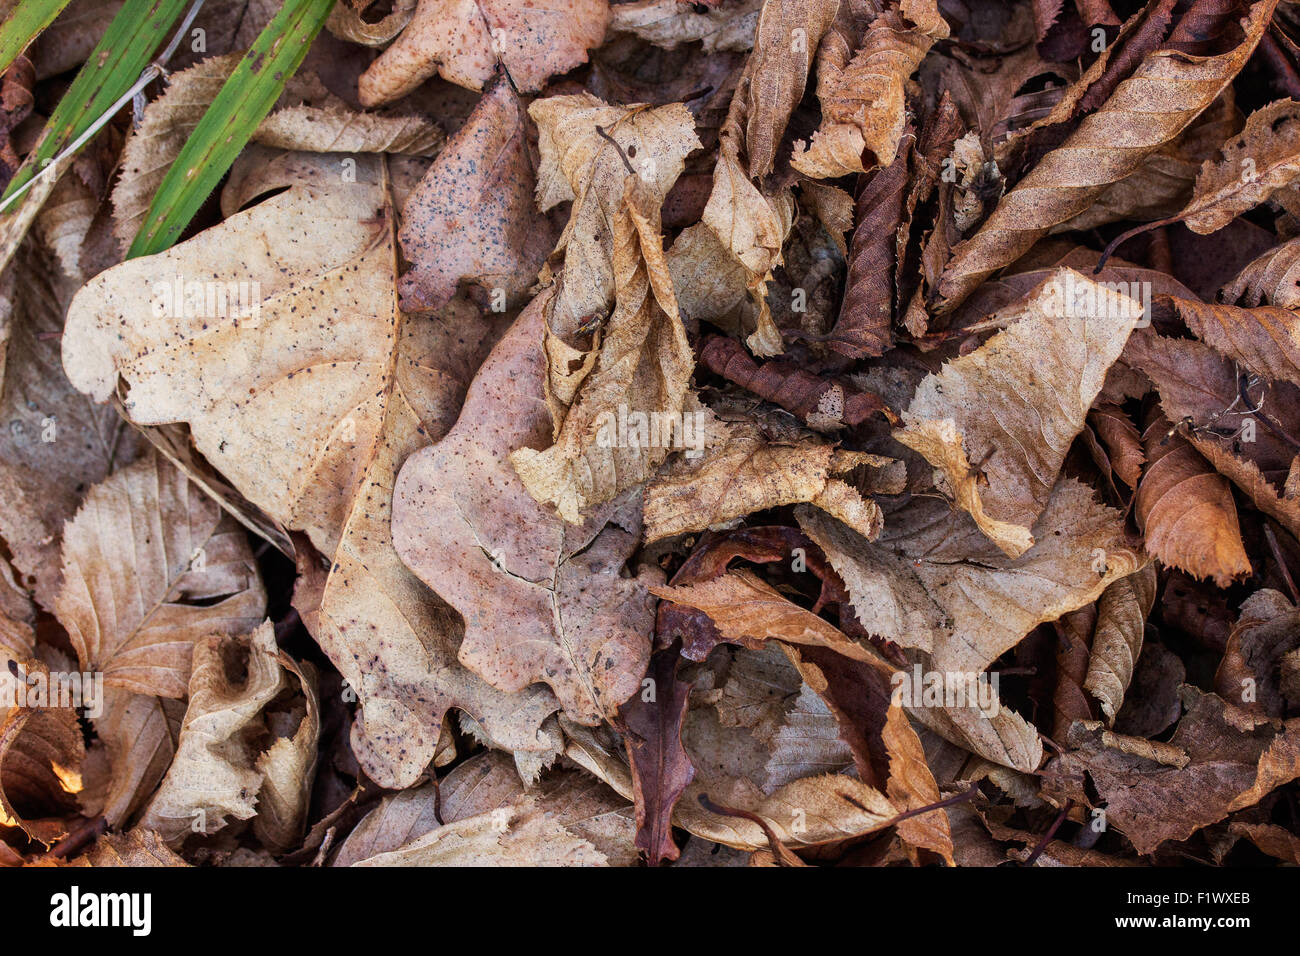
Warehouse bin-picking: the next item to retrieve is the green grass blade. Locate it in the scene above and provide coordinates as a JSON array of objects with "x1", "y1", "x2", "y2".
[
  {"x1": 0, "y1": 0, "x2": 74, "y2": 74},
  {"x1": 127, "y1": 0, "x2": 335, "y2": 258},
  {"x1": 1, "y1": 0, "x2": 189, "y2": 204}
]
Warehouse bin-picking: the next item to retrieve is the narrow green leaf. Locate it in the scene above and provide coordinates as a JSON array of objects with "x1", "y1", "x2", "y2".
[
  {"x1": 1, "y1": 0, "x2": 189, "y2": 206},
  {"x1": 0, "y1": 0, "x2": 74, "y2": 74},
  {"x1": 127, "y1": 0, "x2": 335, "y2": 258}
]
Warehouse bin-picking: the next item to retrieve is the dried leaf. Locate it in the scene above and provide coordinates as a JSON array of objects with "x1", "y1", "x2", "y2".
[
  {"x1": 1083, "y1": 565, "x2": 1157, "y2": 723},
  {"x1": 1045, "y1": 688, "x2": 1300, "y2": 855},
  {"x1": 54, "y1": 452, "x2": 267, "y2": 698},
  {"x1": 937, "y1": 0, "x2": 1277, "y2": 312},
  {"x1": 699, "y1": 334, "x2": 895, "y2": 428},
  {"x1": 883, "y1": 701, "x2": 954, "y2": 864},
  {"x1": 81, "y1": 689, "x2": 183, "y2": 828},
  {"x1": 138, "y1": 623, "x2": 317, "y2": 847},
  {"x1": 1216, "y1": 589, "x2": 1300, "y2": 717},
  {"x1": 530, "y1": 94, "x2": 700, "y2": 338},
  {"x1": 643, "y1": 415, "x2": 891, "y2": 543},
  {"x1": 898, "y1": 269, "x2": 1144, "y2": 557},
  {"x1": 70, "y1": 156, "x2": 420, "y2": 559},
  {"x1": 358, "y1": 0, "x2": 612, "y2": 104},
  {"x1": 1154, "y1": 99, "x2": 1300, "y2": 236},
  {"x1": 1126, "y1": 329, "x2": 1300, "y2": 543},
  {"x1": 325, "y1": 0, "x2": 416, "y2": 46},
  {"x1": 113, "y1": 55, "x2": 437, "y2": 256},
  {"x1": 1136, "y1": 412, "x2": 1251, "y2": 587},
  {"x1": 796, "y1": 479, "x2": 1142, "y2": 770},
  {"x1": 393, "y1": 290, "x2": 657, "y2": 727},
  {"x1": 829, "y1": 130, "x2": 912, "y2": 357},
  {"x1": 649, "y1": 568, "x2": 890, "y2": 665},
  {"x1": 564, "y1": 715, "x2": 899, "y2": 850},
  {"x1": 59, "y1": 828, "x2": 188, "y2": 867},
  {"x1": 1160, "y1": 294, "x2": 1300, "y2": 389},
  {"x1": 743, "y1": 0, "x2": 840, "y2": 179},
  {"x1": 511, "y1": 175, "x2": 695, "y2": 522},
  {"x1": 1089, "y1": 402, "x2": 1145, "y2": 490},
  {"x1": 335, "y1": 749, "x2": 636, "y2": 866},
  {"x1": 0, "y1": 238, "x2": 141, "y2": 609},
  {"x1": 761, "y1": 682, "x2": 855, "y2": 789},
  {"x1": 793, "y1": 4, "x2": 948, "y2": 178},
  {"x1": 1222, "y1": 236, "x2": 1300, "y2": 308},
  {"x1": 397, "y1": 74, "x2": 554, "y2": 312},
  {"x1": 618, "y1": 643, "x2": 694, "y2": 864},
  {"x1": 610, "y1": 0, "x2": 762, "y2": 53},
  {"x1": 0, "y1": 659, "x2": 85, "y2": 843}
]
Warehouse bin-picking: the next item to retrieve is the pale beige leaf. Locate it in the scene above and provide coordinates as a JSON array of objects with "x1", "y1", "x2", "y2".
[
  {"x1": 252, "y1": 655, "x2": 319, "y2": 853},
  {"x1": 397, "y1": 74, "x2": 552, "y2": 313},
  {"x1": 138, "y1": 623, "x2": 314, "y2": 847},
  {"x1": 793, "y1": 4, "x2": 948, "y2": 179},
  {"x1": 610, "y1": 0, "x2": 762, "y2": 52},
  {"x1": 563, "y1": 716, "x2": 898, "y2": 850},
  {"x1": 0, "y1": 609, "x2": 33, "y2": 671},
  {"x1": 53, "y1": 452, "x2": 266, "y2": 698},
  {"x1": 112, "y1": 54, "x2": 439, "y2": 256},
  {"x1": 897, "y1": 269, "x2": 1145, "y2": 557},
  {"x1": 1084, "y1": 565, "x2": 1158, "y2": 724},
  {"x1": 666, "y1": 222, "x2": 753, "y2": 329},
  {"x1": 799, "y1": 180, "x2": 854, "y2": 255},
  {"x1": 335, "y1": 750, "x2": 636, "y2": 866},
  {"x1": 530, "y1": 94, "x2": 701, "y2": 338},
  {"x1": 79, "y1": 689, "x2": 183, "y2": 828},
  {"x1": 253, "y1": 104, "x2": 443, "y2": 157},
  {"x1": 351, "y1": 797, "x2": 608, "y2": 866},
  {"x1": 1180, "y1": 99, "x2": 1300, "y2": 235},
  {"x1": 1052, "y1": 93, "x2": 1241, "y2": 234},
  {"x1": 37, "y1": 169, "x2": 96, "y2": 282},
  {"x1": 60, "y1": 828, "x2": 188, "y2": 867},
  {"x1": 511, "y1": 176, "x2": 695, "y2": 522},
  {"x1": 643, "y1": 418, "x2": 889, "y2": 542},
  {"x1": 792, "y1": 481, "x2": 1140, "y2": 771},
  {"x1": 71, "y1": 157, "x2": 404, "y2": 558},
  {"x1": 715, "y1": 644, "x2": 803, "y2": 744},
  {"x1": 702, "y1": 135, "x2": 795, "y2": 356}
]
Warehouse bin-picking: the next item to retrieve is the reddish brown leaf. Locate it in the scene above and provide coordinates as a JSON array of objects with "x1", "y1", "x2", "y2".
[
  {"x1": 619, "y1": 642, "x2": 695, "y2": 865},
  {"x1": 1136, "y1": 411, "x2": 1251, "y2": 587},
  {"x1": 1089, "y1": 402, "x2": 1145, "y2": 490},
  {"x1": 699, "y1": 334, "x2": 896, "y2": 427},
  {"x1": 829, "y1": 128, "x2": 913, "y2": 358},
  {"x1": 398, "y1": 73, "x2": 557, "y2": 312}
]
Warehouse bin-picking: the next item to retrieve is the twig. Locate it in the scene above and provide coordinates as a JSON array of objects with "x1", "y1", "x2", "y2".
[
  {"x1": 48, "y1": 816, "x2": 107, "y2": 860},
  {"x1": 1023, "y1": 799, "x2": 1073, "y2": 866},
  {"x1": 594, "y1": 125, "x2": 638, "y2": 177},
  {"x1": 1264, "y1": 523, "x2": 1300, "y2": 605}
]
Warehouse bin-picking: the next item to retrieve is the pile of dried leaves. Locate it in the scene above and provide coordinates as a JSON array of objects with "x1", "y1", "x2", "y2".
[{"x1": 5, "y1": 0, "x2": 1300, "y2": 868}]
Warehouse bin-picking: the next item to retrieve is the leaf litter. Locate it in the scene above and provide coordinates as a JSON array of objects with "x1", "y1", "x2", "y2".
[{"x1": 4, "y1": 0, "x2": 1300, "y2": 869}]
